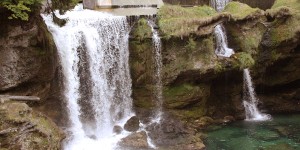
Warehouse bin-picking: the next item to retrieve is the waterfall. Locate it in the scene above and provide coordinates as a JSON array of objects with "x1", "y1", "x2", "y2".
[
  {"x1": 210, "y1": 0, "x2": 234, "y2": 57},
  {"x1": 210, "y1": 0, "x2": 231, "y2": 12},
  {"x1": 243, "y1": 69, "x2": 271, "y2": 121},
  {"x1": 148, "y1": 19, "x2": 163, "y2": 122},
  {"x1": 42, "y1": 5, "x2": 134, "y2": 150}
]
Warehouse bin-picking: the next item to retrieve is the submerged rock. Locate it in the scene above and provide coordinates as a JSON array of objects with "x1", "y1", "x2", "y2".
[
  {"x1": 124, "y1": 116, "x2": 140, "y2": 132},
  {"x1": 119, "y1": 131, "x2": 149, "y2": 149}
]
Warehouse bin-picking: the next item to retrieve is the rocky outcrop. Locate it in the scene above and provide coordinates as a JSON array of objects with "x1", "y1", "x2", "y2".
[
  {"x1": 0, "y1": 101, "x2": 64, "y2": 149},
  {"x1": 145, "y1": 113, "x2": 206, "y2": 150},
  {"x1": 0, "y1": 10, "x2": 57, "y2": 102},
  {"x1": 130, "y1": 0, "x2": 300, "y2": 135},
  {"x1": 0, "y1": 6, "x2": 64, "y2": 149}
]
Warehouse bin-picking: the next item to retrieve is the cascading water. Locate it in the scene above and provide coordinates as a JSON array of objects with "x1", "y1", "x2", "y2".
[
  {"x1": 210, "y1": 0, "x2": 231, "y2": 12},
  {"x1": 42, "y1": 5, "x2": 134, "y2": 150},
  {"x1": 210, "y1": 0, "x2": 234, "y2": 57},
  {"x1": 210, "y1": 1, "x2": 269, "y2": 121},
  {"x1": 148, "y1": 19, "x2": 163, "y2": 122},
  {"x1": 243, "y1": 69, "x2": 271, "y2": 121}
]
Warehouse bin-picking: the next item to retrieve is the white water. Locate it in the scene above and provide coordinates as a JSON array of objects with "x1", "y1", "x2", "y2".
[
  {"x1": 210, "y1": 0, "x2": 234, "y2": 57},
  {"x1": 210, "y1": 0, "x2": 231, "y2": 12},
  {"x1": 42, "y1": 5, "x2": 134, "y2": 150},
  {"x1": 214, "y1": 25, "x2": 235, "y2": 57},
  {"x1": 148, "y1": 19, "x2": 163, "y2": 123},
  {"x1": 243, "y1": 69, "x2": 271, "y2": 121}
]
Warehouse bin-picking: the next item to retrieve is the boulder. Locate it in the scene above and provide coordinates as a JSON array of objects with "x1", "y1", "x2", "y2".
[
  {"x1": 124, "y1": 116, "x2": 140, "y2": 132},
  {"x1": 113, "y1": 125, "x2": 123, "y2": 134},
  {"x1": 119, "y1": 131, "x2": 149, "y2": 149}
]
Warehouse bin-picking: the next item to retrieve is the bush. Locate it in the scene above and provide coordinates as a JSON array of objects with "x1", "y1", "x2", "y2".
[
  {"x1": 232, "y1": 52, "x2": 255, "y2": 69},
  {"x1": 0, "y1": 0, "x2": 41, "y2": 21}
]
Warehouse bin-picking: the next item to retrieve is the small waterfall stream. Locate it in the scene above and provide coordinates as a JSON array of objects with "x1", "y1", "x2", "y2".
[
  {"x1": 210, "y1": 0, "x2": 269, "y2": 121},
  {"x1": 210, "y1": 0, "x2": 234, "y2": 57},
  {"x1": 148, "y1": 19, "x2": 163, "y2": 123},
  {"x1": 42, "y1": 5, "x2": 134, "y2": 150},
  {"x1": 243, "y1": 69, "x2": 271, "y2": 121}
]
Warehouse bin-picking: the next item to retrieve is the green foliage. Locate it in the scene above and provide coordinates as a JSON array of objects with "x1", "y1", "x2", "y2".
[
  {"x1": 185, "y1": 37, "x2": 197, "y2": 50},
  {"x1": 131, "y1": 18, "x2": 152, "y2": 41},
  {"x1": 0, "y1": 0, "x2": 41, "y2": 21},
  {"x1": 233, "y1": 52, "x2": 255, "y2": 69}
]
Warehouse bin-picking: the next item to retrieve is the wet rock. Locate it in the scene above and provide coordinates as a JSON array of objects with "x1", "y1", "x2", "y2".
[
  {"x1": 145, "y1": 114, "x2": 206, "y2": 149},
  {"x1": 194, "y1": 116, "x2": 214, "y2": 128},
  {"x1": 113, "y1": 125, "x2": 123, "y2": 134},
  {"x1": 0, "y1": 13, "x2": 57, "y2": 102},
  {"x1": 223, "y1": 116, "x2": 235, "y2": 123},
  {"x1": 124, "y1": 116, "x2": 140, "y2": 132},
  {"x1": 119, "y1": 131, "x2": 148, "y2": 149}
]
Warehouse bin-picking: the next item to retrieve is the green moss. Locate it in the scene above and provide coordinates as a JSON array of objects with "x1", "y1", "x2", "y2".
[
  {"x1": 226, "y1": 22, "x2": 266, "y2": 54},
  {"x1": 164, "y1": 84, "x2": 209, "y2": 110},
  {"x1": 158, "y1": 5, "x2": 217, "y2": 37},
  {"x1": 268, "y1": 16, "x2": 300, "y2": 46},
  {"x1": 264, "y1": 0, "x2": 300, "y2": 47},
  {"x1": 224, "y1": 2, "x2": 263, "y2": 20},
  {"x1": 199, "y1": 36, "x2": 215, "y2": 64},
  {"x1": 185, "y1": 37, "x2": 197, "y2": 51},
  {"x1": 232, "y1": 52, "x2": 255, "y2": 69},
  {"x1": 272, "y1": 0, "x2": 300, "y2": 12},
  {"x1": 133, "y1": 87, "x2": 156, "y2": 109},
  {"x1": 131, "y1": 18, "x2": 152, "y2": 41}
]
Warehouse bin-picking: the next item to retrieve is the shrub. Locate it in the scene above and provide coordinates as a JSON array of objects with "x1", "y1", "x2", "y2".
[{"x1": 0, "y1": 0, "x2": 41, "y2": 21}]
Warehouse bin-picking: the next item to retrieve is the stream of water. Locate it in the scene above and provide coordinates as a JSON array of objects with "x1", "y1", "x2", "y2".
[
  {"x1": 210, "y1": 0, "x2": 234, "y2": 57},
  {"x1": 148, "y1": 19, "x2": 163, "y2": 123},
  {"x1": 243, "y1": 69, "x2": 271, "y2": 121},
  {"x1": 42, "y1": 5, "x2": 134, "y2": 150}
]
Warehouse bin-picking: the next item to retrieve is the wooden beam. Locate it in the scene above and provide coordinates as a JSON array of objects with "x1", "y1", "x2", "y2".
[{"x1": 0, "y1": 95, "x2": 40, "y2": 102}]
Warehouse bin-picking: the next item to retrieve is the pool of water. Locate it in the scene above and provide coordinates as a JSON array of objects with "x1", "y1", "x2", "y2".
[{"x1": 205, "y1": 114, "x2": 300, "y2": 150}]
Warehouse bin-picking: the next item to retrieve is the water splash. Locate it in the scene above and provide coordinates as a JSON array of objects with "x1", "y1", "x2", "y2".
[
  {"x1": 243, "y1": 69, "x2": 271, "y2": 121},
  {"x1": 42, "y1": 5, "x2": 134, "y2": 150}
]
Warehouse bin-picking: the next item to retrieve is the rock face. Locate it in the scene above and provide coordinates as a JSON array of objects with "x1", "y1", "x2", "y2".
[
  {"x1": 0, "y1": 101, "x2": 64, "y2": 149},
  {"x1": 0, "y1": 9, "x2": 57, "y2": 102},
  {"x1": 130, "y1": 0, "x2": 300, "y2": 137},
  {"x1": 0, "y1": 7, "x2": 63, "y2": 149}
]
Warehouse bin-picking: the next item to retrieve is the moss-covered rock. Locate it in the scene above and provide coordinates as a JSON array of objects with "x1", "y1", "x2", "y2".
[
  {"x1": 0, "y1": 102, "x2": 64, "y2": 149},
  {"x1": 231, "y1": 52, "x2": 255, "y2": 69},
  {"x1": 130, "y1": 18, "x2": 152, "y2": 41},
  {"x1": 158, "y1": 5, "x2": 231, "y2": 38},
  {"x1": 224, "y1": 2, "x2": 264, "y2": 20}
]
